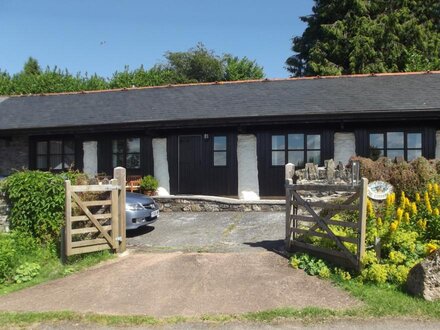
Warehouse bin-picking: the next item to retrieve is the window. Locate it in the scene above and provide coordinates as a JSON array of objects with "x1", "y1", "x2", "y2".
[
  {"x1": 35, "y1": 139, "x2": 75, "y2": 171},
  {"x1": 112, "y1": 138, "x2": 141, "y2": 169},
  {"x1": 369, "y1": 132, "x2": 422, "y2": 161},
  {"x1": 271, "y1": 133, "x2": 321, "y2": 167},
  {"x1": 213, "y1": 136, "x2": 227, "y2": 166}
]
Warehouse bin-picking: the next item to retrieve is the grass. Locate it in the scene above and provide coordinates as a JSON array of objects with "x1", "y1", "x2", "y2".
[{"x1": 0, "y1": 250, "x2": 114, "y2": 296}]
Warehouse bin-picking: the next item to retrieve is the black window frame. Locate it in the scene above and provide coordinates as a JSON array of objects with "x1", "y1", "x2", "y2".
[
  {"x1": 212, "y1": 135, "x2": 228, "y2": 167},
  {"x1": 111, "y1": 137, "x2": 141, "y2": 170},
  {"x1": 270, "y1": 133, "x2": 322, "y2": 168},
  {"x1": 368, "y1": 130, "x2": 423, "y2": 161},
  {"x1": 34, "y1": 138, "x2": 76, "y2": 172}
]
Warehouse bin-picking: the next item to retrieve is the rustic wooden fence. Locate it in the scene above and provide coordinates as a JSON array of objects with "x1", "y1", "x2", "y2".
[
  {"x1": 285, "y1": 163, "x2": 367, "y2": 271},
  {"x1": 61, "y1": 167, "x2": 126, "y2": 259}
]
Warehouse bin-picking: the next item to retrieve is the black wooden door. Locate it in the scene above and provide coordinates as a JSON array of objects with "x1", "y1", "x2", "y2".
[{"x1": 178, "y1": 135, "x2": 202, "y2": 194}]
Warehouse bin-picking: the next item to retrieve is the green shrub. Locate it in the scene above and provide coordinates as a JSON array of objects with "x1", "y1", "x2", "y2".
[
  {"x1": 13, "y1": 262, "x2": 40, "y2": 283},
  {"x1": 3, "y1": 171, "x2": 65, "y2": 242},
  {"x1": 352, "y1": 156, "x2": 438, "y2": 198},
  {"x1": 0, "y1": 232, "x2": 44, "y2": 284},
  {"x1": 140, "y1": 175, "x2": 159, "y2": 192}
]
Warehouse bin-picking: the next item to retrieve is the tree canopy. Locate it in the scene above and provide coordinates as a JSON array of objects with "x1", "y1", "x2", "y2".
[
  {"x1": 286, "y1": 0, "x2": 440, "y2": 76},
  {"x1": 0, "y1": 44, "x2": 264, "y2": 95}
]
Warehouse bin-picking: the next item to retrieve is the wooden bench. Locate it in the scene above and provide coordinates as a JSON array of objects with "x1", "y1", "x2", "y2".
[{"x1": 126, "y1": 175, "x2": 142, "y2": 193}]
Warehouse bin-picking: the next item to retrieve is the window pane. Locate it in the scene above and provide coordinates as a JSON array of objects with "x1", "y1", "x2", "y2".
[
  {"x1": 64, "y1": 154, "x2": 75, "y2": 169},
  {"x1": 214, "y1": 136, "x2": 227, "y2": 151},
  {"x1": 407, "y1": 149, "x2": 422, "y2": 161},
  {"x1": 369, "y1": 134, "x2": 384, "y2": 149},
  {"x1": 387, "y1": 132, "x2": 404, "y2": 148},
  {"x1": 112, "y1": 139, "x2": 125, "y2": 153},
  {"x1": 64, "y1": 140, "x2": 75, "y2": 154},
  {"x1": 272, "y1": 135, "x2": 285, "y2": 150},
  {"x1": 387, "y1": 149, "x2": 404, "y2": 160},
  {"x1": 288, "y1": 134, "x2": 304, "y2": 150},
  {"x1": 306, "y1": 150, "x2": 320, "y2": 164},
  {"x1": 307, "y1": 135, "x2": 321, "y2": 149},
  {"x1": 127, "y1": 138, "x2": 140, "y2": 153},
  {"x1": 50, "y1": 155, "x2": 63, "y2": 170},
  {"x1": 369, "y1": 148, "x2": 383, "y2": 161},
  {"x1": 49, "y1": 140, "x2": 62, "y2": 154},
  {"x1": 126, "y1": 153, "x2": 140, "y2": 169},
  {"x1": 272, "y1": 151, "x2": 285, "y2": 166},
  {"x1": 288, "y1": 151, "x2": 304, "y2": 168},
  {"x1": 407, "y1": 133, "x2": 422, "y2": 149},
  {"x1": 214, "y1": 151, "x2": 227, "y2": 166},
  {"x1": 112, "y1": 154, "x2": 124, "y2": 167},
  {"x1": 36, "y1": 141, "x2": 47, "y2": 154},
  {"x1": 36, "y1": 155, "x2": 47, "y2": 169}
]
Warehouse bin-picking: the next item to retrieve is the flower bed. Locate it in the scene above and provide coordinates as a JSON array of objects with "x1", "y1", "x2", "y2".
[{"x1": 291, "y1": 183, "x2": 440, "y2": 286}]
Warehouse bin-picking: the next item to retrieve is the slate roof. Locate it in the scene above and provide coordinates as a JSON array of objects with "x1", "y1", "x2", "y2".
[{"x1": 0, "y1": 72, "x2": 439, "y2": 133}]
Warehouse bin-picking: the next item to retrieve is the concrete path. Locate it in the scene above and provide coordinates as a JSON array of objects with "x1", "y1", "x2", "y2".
[
  {"x1": 0, "y1": 252, "x2": 359, "y2": 316},
  {"x1": 0, "y1": 212, "x2": 362, "y2": 318}
]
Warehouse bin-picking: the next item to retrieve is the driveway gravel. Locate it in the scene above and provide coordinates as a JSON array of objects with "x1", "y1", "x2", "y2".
[{"x1": 127, "y1": 212, "x2": 285, "y2": 253}]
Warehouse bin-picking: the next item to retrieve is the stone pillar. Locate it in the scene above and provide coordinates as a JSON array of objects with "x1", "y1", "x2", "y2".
[
  {"x1": 153, "y1": 138, "x2": 170, "y2": 196},
  {"x1": 334, "y1": 132, "x2": 356, "y2": 166},
  {"x1": 436, "y1": 131, "x2": 440, "y2": 159},
  {"x1": 83, "y1": 141, "x2": 98, "y2": 176},
  {"x1": 237, "y1": 134, "x2": 260, "y2": 200}
]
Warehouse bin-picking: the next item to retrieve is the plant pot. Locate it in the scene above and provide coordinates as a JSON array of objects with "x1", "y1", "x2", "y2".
[{"x1": 143, "y1": 190, "x2": 156, "y2": 196}]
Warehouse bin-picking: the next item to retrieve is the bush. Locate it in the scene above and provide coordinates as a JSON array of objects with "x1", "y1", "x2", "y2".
[
  {"x1": 3, "y1": 171, "x2": 65, "y2": 242},
  {"x1": 0, "y1": 232, "x2": 44, "y2": 284},
  {"x1": 140, "y1": 175, "x2": 159, "y2": 192},
  {"x1": 352, "y1": 156, "x2": 439, "y2": 198},
  {"x1": 3, "y1": 170, "x2": 83, "y2": 243}
]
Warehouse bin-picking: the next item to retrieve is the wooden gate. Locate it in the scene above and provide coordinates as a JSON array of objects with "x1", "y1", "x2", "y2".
[
  {"x1": 285, "y1": 164, "x2": 367, "y2": 271},
  {"x1": 62, "y1": 167, "x2": 126, "y2": 259}
]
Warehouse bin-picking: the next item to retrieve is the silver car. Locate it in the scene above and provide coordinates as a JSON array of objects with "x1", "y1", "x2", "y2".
[{"x1": 125, "y1": 192, "x2": 159, "y2": 230}]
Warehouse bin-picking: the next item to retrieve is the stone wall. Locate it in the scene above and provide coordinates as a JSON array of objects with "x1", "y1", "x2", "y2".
[
  {"x1": 0, "y1": 191, "x2": 9, "y2": 232},
  {"x1": 0, "y1": 136, "x2": 28, "y2": 175},
  {"x1": 155, "y1": 196, "x2": 285, "y2": 212},
  {"x1": 291, "y1": 159, "x2": 357, "y2": 185}
]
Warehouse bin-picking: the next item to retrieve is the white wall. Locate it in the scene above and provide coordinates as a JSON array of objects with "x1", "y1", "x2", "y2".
[
  {"x1": 152, "y1": 138, "x2": 170, "y2": 196},
  {"x1": 83, "y1": 141, "x2": 98, "y2": 176},
  {"x1": 436, "y1": 131, "x2": 440, "y2": 159},
  {"x1": 237, "y1": 134, "x2": 260, "y2": 200},
  {"x1": 334, "y1": 132, "x2": 356, "y2": 165}
]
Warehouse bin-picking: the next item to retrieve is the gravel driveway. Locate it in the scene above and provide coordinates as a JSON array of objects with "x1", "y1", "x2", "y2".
[{"x1": 127, "y1": 212, "x2": 285, "y2": 253}]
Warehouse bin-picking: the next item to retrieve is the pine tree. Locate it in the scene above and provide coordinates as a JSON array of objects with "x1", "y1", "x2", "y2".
[{"x1": 286, "y1": 0, "x2": 440, "y2": 76}]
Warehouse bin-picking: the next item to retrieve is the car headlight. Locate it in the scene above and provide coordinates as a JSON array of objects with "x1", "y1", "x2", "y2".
[{"x1": 126, "y1": 203, "x2": 144, "y2": 211}]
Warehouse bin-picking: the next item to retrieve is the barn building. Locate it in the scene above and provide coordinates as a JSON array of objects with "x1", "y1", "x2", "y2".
[{"x1": 0, "y1": 71, "x2": 439, "y2": 199}]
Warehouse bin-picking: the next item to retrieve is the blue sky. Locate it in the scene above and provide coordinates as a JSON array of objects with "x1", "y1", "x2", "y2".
[{"x1": 0, "y1": 0, "x2": 313, "y2": 79}]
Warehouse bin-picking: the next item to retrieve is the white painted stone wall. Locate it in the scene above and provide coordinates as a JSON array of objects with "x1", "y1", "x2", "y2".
[
  {"x1": 153, "y1": 138, "x2": 170, "y2": 196},
  {"x1": 334, "y1": 132, "x2": 356, "y2": 165},
  {"x1": 237, "y1": 134, "x2": 260, "y2": 200},
  {"x1": 436, "y1": 131, "x2": 440, "y2": 159},
  {"x1": 82, "y1": 141, "x2": 98, "y2": 176}
]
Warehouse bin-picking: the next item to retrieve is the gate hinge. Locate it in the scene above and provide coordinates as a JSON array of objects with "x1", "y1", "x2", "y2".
[{"x1": 116, "y1": 236, "x2": 123, "y2": 242}]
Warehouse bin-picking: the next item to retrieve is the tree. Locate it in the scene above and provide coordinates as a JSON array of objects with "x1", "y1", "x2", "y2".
[
  {"x1": 0, "y1": 45, "x2": 265, "y2": 95},
  {"x1": 23, "y1": 57, "x2": 42, "y2": 75},
  {"x1": 161, "y1": 43, "x2": 224, "y2": 83},
  {"x1": 286, "y1": 0, "x2": 440, "y2": 76},
  {"x1": 224, "y1": 55, "x2": 264, "y2": 81}
]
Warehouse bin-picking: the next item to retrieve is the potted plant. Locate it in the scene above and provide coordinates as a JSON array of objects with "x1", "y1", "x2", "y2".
[{"x1": 140, "y1": 175, "x2": 159, "y2": 196}]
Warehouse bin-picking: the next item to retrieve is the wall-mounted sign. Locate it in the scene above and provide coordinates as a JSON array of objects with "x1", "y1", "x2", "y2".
[{"x1": 367, "y1": 181, "x2": 394, "y2": 200}]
